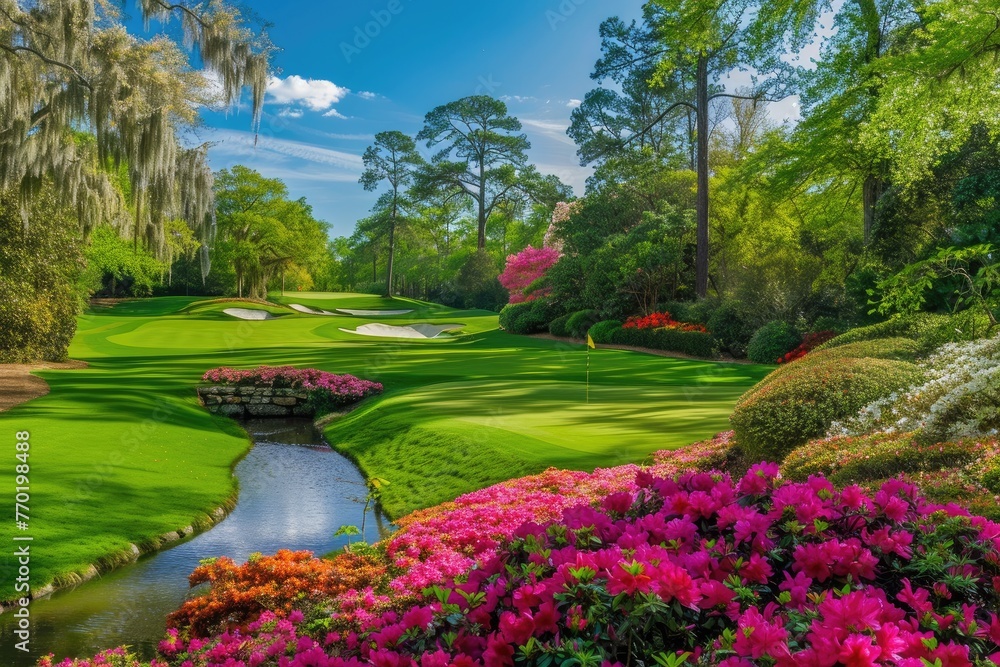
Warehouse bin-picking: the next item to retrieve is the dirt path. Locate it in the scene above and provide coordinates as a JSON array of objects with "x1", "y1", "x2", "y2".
[{"x1": 0, "y1": 360, "x2": 88, "y2": 413}]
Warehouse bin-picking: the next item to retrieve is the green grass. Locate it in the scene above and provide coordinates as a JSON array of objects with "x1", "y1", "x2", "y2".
[{"x1": 0, "y1": 294, "x2": 770, "y2": 593}]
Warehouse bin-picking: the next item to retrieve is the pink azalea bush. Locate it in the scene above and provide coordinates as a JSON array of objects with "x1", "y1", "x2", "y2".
[
  {"x1": 498, "y1": 246, "x2": 561, "y2": 304},
  {"x1": 202, "y1": 366, "x2": 382, "y2": 411},
  {"x1": 45, "y1": 445, "x2": 1000, "y2": 667}
]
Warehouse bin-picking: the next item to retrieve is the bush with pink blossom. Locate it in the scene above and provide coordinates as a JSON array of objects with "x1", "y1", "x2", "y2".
[
  {"x1": 201, "y1": 366, "x2": 382, "y2": 414},
  {"x1": 44, "y1": 451, "x2": 1000, "y2": 667},
  {"x1": 498, "y1": 246, "x2": 561, "y2": 305}
]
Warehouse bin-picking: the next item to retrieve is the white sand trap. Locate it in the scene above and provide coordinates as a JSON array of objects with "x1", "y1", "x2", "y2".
[
  {"x1": 340, "y1": 323, "x2": 463, "y2": 339},
  {"x1": 336, "y1": 308, "x2": 413, "y2": 316},
  {"x1": 223, "y1": 308, "x2": 276, "y2": 321},
  {"x1": 290, "y1": 304, "x2": 339, "y2": 316}
]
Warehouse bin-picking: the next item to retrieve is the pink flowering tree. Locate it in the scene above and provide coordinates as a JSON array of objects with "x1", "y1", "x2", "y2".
[{"x1": 498, "y1": 246, "x2": 560, "y2": 304}]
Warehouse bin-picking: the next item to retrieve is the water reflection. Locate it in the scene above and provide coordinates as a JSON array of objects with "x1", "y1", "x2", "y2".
[{"x1": 0, "y1": 418, "x2": 385, "y2": 665}]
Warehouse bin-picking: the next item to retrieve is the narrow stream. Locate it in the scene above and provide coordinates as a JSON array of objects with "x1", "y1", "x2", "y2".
[{"x1": 0, "y1": 418, "x2": 387, "y2": 666}]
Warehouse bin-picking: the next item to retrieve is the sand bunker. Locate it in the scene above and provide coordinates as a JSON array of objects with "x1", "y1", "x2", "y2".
[
  {"x1": 335, "y1": 308, "x2": 413, "y2": 316},
  {"x1": 223, "y1": 308, "x2": 276, "y2": 321},
  {"x1": 340, "y1": 323, "x2": 463, "y2": 339},
  {"x1": 289, "y1": 304, "x2": 339, "y2": 316}
]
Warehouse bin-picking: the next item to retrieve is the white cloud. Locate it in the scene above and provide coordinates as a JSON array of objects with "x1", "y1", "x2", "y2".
[
  {"x1": 533, "y1": 162, "x2": 591, "y2": 197},
  {"x1": 357, "y1": 91, "x2": 378, "y2": 100},
  {"x1": 278, "y1": 108, "x2": 304, "y2": 119},
  {"x1": 323, "y1": 108, "x2": 348, "y2": 119},
  {"x1": 203, "y1": 128, "x2": 364, "y2": 175},
  {"x1": 321, "y1": 132, "x2": 375, "y2": 141},
  {"x1": 566, "y1": 99, "x2": 582, "y2": 109},
  {"x1": 266, "y1": 75, "x2": 350, "y2": 112},
  {"x1": 520, "y1": 118, "x2": 575, "y2": 146},
  {"x1": 501, "y1": 95, "x2": 538, "y2": 104}
]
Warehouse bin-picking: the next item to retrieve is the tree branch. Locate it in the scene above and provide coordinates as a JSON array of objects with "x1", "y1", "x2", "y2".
[
  {"x1": 620, "y1": 100, "x2": 699, "y2": 149},
  {"x1": 0, "y1": 44, "x2": 93, "y2": 90}
]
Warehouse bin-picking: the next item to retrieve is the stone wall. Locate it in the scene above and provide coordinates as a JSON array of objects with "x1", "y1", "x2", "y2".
[{"x1": 197, "y1": 385, "x2": 314, "y2": 418}]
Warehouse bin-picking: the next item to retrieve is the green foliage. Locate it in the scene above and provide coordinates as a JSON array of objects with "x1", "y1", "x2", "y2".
[
  {"x1": 982, "y1": 458, "x2": 1000, "y2": 494},
  {"x1": 782, "y1": 432, "x2": 984, "y2": 486},
  {"x1": 360, "y1": 131, "x2": 425, "y2": 296},
  {"x1": 587, "y1": 320, "x2": 624, "y2": 344},
  {"x1": 731, "y1": 354, "x2": 924, "y2": 462},
  {"x1": 213, "y1": 166, "x2": 330, "y2": 300},
  {"x1": 499, "y1": 300, "x2": 555, "y2": 335},
  {"x1": 872, "y1": 244, "x2": 1000, "y2": 329},
  {"x1": 566, "y1": 310, "x2": 602, "y2": 339},
  {"x1": 0, "y1": 188, "x2": 86, "y2": 363},
  {"x1": 85, "y1": 226, "x2": 164, "y2": 297},
  {"x1": 606, "y1": 326, "x2": 719, "y2": 358},
  {"x1": 817, "y1": 311, "x2": 992, "y2": 354},
  {"x1": 453, "y1": 251, "x2": 508, "y2": 311},
  {"x1": 548, "y1": 313, "x2": 573, "y2": 338},
  {"x1": 548, "y1": 167, "x2": 697, "y2": 318},
  {"x1": 808, "y1": 316, "x2": 849, "y2": 335},
  {"x1": 746, "y1": 321, "x2": 800, "y2": 364},
  {"x1": 707, "y1": 300, "x2": 760, "y2": 357}
]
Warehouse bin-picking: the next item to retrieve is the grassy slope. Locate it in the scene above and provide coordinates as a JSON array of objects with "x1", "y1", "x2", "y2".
[{"x1": 0, "y1": 294, "x2": 770, "y2": 591}]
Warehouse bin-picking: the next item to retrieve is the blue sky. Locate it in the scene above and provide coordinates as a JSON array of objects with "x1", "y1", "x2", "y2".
[{"x1": 175, "y1": 1, "x2": 648, "y2": 238}]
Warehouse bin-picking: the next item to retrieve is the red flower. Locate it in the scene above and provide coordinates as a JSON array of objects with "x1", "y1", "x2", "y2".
[
  {"x1": 482, "y1": 633, "x2": 515, "y2": 667},
  {"x1": 608, "y1": 560, "x2": 654, "y2": 596}
]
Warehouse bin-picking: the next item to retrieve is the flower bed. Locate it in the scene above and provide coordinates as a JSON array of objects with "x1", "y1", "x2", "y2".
[
  {"x1": 46, "y1": 440, "x2": 1000, "y2": 667},
  {"x1": 201, "y1": 366, "x2": 382, "y2": 414},
  {"x1": 623, "y1": 311, "x2": 708, "y2": 333}
]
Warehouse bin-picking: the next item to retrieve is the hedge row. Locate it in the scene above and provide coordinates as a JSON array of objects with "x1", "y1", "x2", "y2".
[{"x1": 586, "y1": 320, "x2": 719, "y2": 358}]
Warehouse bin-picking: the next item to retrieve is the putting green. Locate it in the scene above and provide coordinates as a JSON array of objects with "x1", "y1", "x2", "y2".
[{"x1": 0, "y1": 294, "x2": 771, "y2": 595}]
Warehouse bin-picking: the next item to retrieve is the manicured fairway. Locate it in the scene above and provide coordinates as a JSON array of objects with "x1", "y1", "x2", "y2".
[{"x1": 0, "y1": 294, "x2": 771, "y2": 596}]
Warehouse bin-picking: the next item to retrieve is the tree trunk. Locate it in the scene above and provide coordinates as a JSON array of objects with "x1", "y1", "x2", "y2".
[
  {"x1": 862, "y1": 174, "x2": 884, "y2": 245},
  {"x1": 695, "y1": 54, "x2": 710, "y2": 299},
  {"x1": 386, "y1": 197, "x2": 397, "y2": 297},
  {"x1": 477, "y1": 162, "x2": 487, "y2": 251}
]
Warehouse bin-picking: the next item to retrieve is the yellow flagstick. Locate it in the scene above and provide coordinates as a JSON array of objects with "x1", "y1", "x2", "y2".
[{"x1": 586, "y1": 334, "x2": 596, "y2": 404}]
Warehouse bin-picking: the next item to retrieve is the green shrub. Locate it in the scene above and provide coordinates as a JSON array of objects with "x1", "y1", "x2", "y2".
[
  {"x1": 730, "y1": 356, "x2": 924, "y2": 462},
  {"x1": 613, "y1": 326, "x2": 718, "y2": 358},
  {"x1": 0, "y1": 188, "x2": 86, "y2": 363},
  {"x1": 499, "y1": 302, "x2": 530, "y2": 331},
  {"x1": 566, "y1": 309, "x2": 601, "y2": 339},
  {"x1": 587, "y1": 320, "x2": 623, "y2": 344},
  {"x1": 812, "y1": 337, "x2": 923, "y2": 362},
  {"x1": 750, "y1": 337, "x2": 921, "y2": 397},
  {"x1": 454, "y1": 251, "x2": 508, "y2": 311},
  {"x1": 548, "y1": 313, "x2": 573, "y2": 337},
  {"x1": 781, "y1": 432, "x2": 987, "y2": 486},
  {"x1": 707, "y1": 300, "x2": 758, "y2": 357},
  {"x1": 499, "y1": 299, "x2": 555, "y2": 335},
  {"x1": 815, "y1": 314, "x2": 936, "y2": 351},
  {"x1": 814, "y1": 311, "x2": 991, "y2": 355},
  {"x1": 809, "y1": 316, "x2": 850, "y2": 335},
  {"x1": 981, "y1": 457, "x2": 1000, "y2": 494},
  {"x1": 747, "y1": 321, "x2": 801, "y2": 364}
]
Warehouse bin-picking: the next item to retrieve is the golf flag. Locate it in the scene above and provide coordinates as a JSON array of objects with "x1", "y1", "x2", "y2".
[{"x1": 586, "y1": 335, "x2": 595, "y2": 404}]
